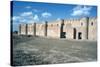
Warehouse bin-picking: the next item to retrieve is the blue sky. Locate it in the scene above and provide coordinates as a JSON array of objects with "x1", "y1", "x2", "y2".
[{"x1": 11, "y1": 1, "x2": 97, "y2": 31}]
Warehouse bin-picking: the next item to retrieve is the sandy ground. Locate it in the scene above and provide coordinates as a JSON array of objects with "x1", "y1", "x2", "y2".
[{"x1": 12, "y1": 34, "x2": 97, "y2": 66}]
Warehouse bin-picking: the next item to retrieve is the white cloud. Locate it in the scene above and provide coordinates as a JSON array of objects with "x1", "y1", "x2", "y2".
[
  {"x1": 12, "y1": 11, "x2": 40, "y2": 23},
  {"x1": 25, "y1": 6, "x2": 31, "y2": 9},
  {"x1": 33, "y1": 14, "x2": 39, "y2": 21},
  {"x1": 71, "y1": 6, "x2": 92, "y2": 16},
  {"x1": 33, "y1": 9, "x2": 39, "y2": 12},
  {"x1": 19, "y1": 14, "x2": 39, "y2": 23},
  {"x1": 20, "y1": 12, "x2": 33, "y2": 17},
  {"x1": 12, "y1": 16, "x2": 20, "y2": 21},
  {"x1": 56, "y1": 18, "x2": 61, "y2": 21},
  {"x1": 19, "y1": 19, "x2": 28, "y2": 22},
  {"x1": 42, "y1": 12, "x2": 52, "y2": 18}
]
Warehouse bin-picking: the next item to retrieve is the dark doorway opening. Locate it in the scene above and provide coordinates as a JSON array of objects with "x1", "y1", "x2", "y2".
[
  {"x1": 60, "y1": 19, "x2": 66, "y2": 38},
  {"x1": 61, "y1": 32, "x2": 66, "y2": 38},
  {"x1": 78, "y1": 32, "x2": 82, "y2": 39},
  {"x1": 73, "y1": 28, "x2": 76, "y2": 39}
]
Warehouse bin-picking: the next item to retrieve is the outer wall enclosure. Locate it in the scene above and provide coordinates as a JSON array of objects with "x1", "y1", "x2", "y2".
[{"x1": 18, "y1": 17, "x2": 97, "y2": 40}]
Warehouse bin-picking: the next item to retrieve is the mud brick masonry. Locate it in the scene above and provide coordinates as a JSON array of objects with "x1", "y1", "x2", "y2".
[{"x1": 18, "y1": 17, "x2": 97, "y2": 40}]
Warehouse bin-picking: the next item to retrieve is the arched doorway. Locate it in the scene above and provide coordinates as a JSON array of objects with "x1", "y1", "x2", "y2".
[{"x1": 78, "y1": 32, "x2": 82, "y2": 39}]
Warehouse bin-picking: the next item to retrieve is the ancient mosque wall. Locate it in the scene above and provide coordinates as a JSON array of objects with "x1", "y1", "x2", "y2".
[
  {"x1": 19, "y1": 24, "x2": 27, "y2": 35},
  {"x1": 63, "y1": 19, "x2": 75, "y2": 39},
  {"x1": 36, "y1": 23, "x2": 45, "y2": 36},
  {"x1": 88, "y1": 17, "x2": 97, "y2": 40},
  {"x1": 75, "y1": 17, "x2": 89, "y2": 40},
  {"x1": 47, "y1": 20, "x2": 61, "y2": 38},
  {"x1": 27, "y1": 23, "x2": 34, "y2": 35},
  {"x1": 18, "y1": 17, "x2": 97, "y2": 40}
]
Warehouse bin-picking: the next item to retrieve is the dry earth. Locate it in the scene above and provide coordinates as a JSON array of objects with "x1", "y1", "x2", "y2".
[{"x1": 12, "y1": 34, "x2": 97, "y2": 66}]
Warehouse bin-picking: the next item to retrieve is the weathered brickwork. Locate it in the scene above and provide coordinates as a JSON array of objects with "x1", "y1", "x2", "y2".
[{"x1": 18, "y1": 17, "x2": 97, "y2": 40}]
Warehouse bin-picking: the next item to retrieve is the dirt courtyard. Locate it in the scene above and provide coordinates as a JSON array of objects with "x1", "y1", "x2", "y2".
[{"x1": 12, "y1": 34, "x2": 97, "y2": 66}]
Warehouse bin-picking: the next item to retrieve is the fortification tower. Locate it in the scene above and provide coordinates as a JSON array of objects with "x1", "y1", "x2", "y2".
[
  {"x1": 33, "y1": 23, "x2": 36, "y2": 36},
  {"x1": 18, "y1": 24, "x2": 21, "y2": 35},
  {"x1": 60, "y1": 19, "x2": 65, "y2": 38},
  {"x1": 44, "y1": 21, "x2": 48, "y2": 36},
  {"x1": 79, "y1": 17, "x2": 89, "y2": 40}
]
